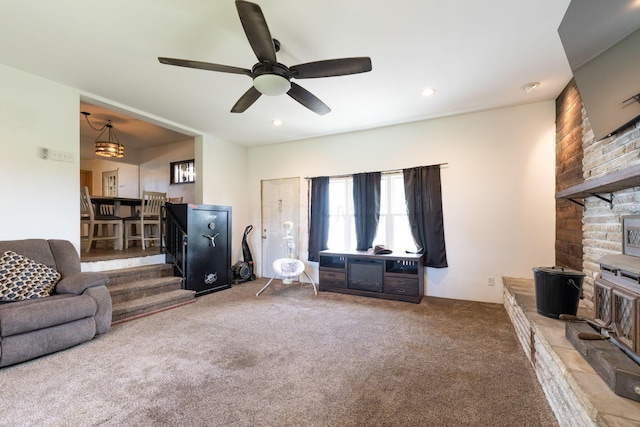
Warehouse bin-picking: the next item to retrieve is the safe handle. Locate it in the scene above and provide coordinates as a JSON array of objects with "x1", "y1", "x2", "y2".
[{"x1": 203, "y1": 233, "x2": 220, "y2": 247}]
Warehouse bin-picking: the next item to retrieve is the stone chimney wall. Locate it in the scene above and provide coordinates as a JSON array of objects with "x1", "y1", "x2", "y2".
[
  {"x1": 556, "y1": 80, "x2": 640, "y2": 310},
  {"x1": 582, "y1": 121, "x2": 640, "y2": 309}
]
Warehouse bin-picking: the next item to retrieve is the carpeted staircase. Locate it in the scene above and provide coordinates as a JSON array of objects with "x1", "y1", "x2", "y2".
[{"x1": 103, "y1": 264, "x2": 195, "y2": 324}]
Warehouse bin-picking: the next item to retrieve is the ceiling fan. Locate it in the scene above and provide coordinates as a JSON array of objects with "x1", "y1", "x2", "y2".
[{"x1": 158, "y1": 0, "x2": 372, "y2": 115}]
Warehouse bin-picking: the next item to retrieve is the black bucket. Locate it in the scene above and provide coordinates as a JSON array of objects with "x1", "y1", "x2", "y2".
[{"x1": 533, "y1": 266, "x2": 585, "y2": 319}]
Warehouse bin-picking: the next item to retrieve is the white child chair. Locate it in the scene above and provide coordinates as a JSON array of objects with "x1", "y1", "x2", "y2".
[{"x1": 256, "y1": 258, "x2": 317, "y2": 296}]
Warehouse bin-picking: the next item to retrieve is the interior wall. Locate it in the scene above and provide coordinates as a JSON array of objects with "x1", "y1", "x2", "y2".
[
  {"x1": 0, "y1": 64, "x2": 81, "y2": 246},
  {"x1": 79, "y1": 139, "x2": 196, "y2": 203},
  {"x1": 247, "y1": 101, "x2": 557, "y2": 303},
  {"x1": 0, "y1": 63, "x2": 249, "y2": 258},
  {"x1": 199, "y1": 134, "x2": 249, "y2": 264},
  {"x1": 139, "y1": 139, "x2": 195, "y2": 203},
  {"x1": 79, "y1": 158, "x2": 139, "y2": 198}
]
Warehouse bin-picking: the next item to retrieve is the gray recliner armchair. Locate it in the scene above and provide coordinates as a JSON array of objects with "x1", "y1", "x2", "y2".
[{"x1": 0, "y1": 239, "x2": 112, "y2": 367}]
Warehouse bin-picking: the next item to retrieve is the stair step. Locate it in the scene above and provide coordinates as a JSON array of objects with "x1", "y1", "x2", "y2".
[
  {"x1": 104, "y1": 263, "x2": 174, "y2": 286},
  {"x1": 108, "y1": 276, "x2": 184, "y2": 305},
  {"x1": 111, "y1": 289, "x2": 196, "y2": 324},
  {"x1": 101, "y1": 263, "x2": 195, "y2": 324}
]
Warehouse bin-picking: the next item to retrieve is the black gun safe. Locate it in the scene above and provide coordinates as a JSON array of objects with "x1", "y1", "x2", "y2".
[{"x1": 164, "y1": 203, "x2": 232, "y2": 296}]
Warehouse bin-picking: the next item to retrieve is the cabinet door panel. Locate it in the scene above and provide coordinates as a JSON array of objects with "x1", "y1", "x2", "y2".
[
  {"x1": 319, "y1": 271, "x2": 346, "y2": 288},
  {"x1": 384, "y1": 277, "x2": 419, "y2": 296}
]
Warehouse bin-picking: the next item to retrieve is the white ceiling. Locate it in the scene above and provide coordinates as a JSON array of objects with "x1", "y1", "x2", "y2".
[
  {"x1": 0, "y1": 0, "x2": 574, "y2": 148},
  {"x1": 79, "y1": 102, "x2": 194, "y2": 149}
]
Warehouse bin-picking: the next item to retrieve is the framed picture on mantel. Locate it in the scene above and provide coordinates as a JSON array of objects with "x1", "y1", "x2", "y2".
[{"x1": 170, "y1": 159, "x2": 195, "y2": 184}]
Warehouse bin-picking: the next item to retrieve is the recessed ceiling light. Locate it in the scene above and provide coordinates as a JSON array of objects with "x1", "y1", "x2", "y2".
[
  {"x1": 521, "y1": 82, "x2": 540, "y2": 93},
  {"x1": 271, "y1": 119, "x2": 283, "y2": 126},
  {"x1": 421, "y1": 87, "x2": 436, "y2": 97}
]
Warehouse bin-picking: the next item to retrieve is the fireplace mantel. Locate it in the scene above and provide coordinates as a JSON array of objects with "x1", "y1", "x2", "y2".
[{"x1": 556, "y1": 163, "x2": 640, "y2": 208}]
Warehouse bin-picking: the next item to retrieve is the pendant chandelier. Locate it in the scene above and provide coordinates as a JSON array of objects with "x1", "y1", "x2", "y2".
[{"x1": 81, "y1": 112, "x2": 125, "y2": 158}]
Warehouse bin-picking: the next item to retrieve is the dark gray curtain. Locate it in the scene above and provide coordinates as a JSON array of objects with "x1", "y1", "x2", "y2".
[
  {"x1": 403, "y1": 166, "x2": 448, "y2": 268},
  {"x1": 353, "y1": 172, "x2": 381, "y2": 251},
  {"x1": 308, "y1": 177, "x2": 330, "y2": 262}
]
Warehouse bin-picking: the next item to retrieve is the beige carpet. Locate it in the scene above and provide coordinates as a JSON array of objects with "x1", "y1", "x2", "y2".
[{"x1": 0, "y1": 279, "x2": 557, "y2": 426}]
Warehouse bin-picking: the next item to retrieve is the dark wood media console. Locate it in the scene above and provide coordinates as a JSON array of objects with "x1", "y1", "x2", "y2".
[{"x1": 318, "y1": 250, "x2": 424, "y2": 303}]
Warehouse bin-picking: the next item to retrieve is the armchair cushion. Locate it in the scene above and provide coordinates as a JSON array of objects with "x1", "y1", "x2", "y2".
[
  {"x1": 0, "y1": 251, "x2": 61, "y2": 301},
  {"x1": 56, "y1": 272, "x2": 109, "y2": 295},
  {"x1": 0, "y1": 294, "x2": 97, "y2": 337}
]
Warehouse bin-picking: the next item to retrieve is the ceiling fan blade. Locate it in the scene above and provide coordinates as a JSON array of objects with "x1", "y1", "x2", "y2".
[
  {"x1": 158, "y1": 57, "x2": 253, "y2": 76},
  {"x1": 287, "y1": 82, "x2": 331, "y2": 115},
  {"x1": 231, "y1": 86, "x2": 262, "y2": 113},
  {"x1": 290, "y1": 57, "x2": 372, "y2": 79},
  {"x1": 235, "y1": 0, "x2": 277, "y2": 64}
]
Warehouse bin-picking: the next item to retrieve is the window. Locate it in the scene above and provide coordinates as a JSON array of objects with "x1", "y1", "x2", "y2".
[
  {"x1": 374, "y1": 173, "x2": 417, "y2": 252},
  {"x1": 327, "y1": 177, "x2": 356, "y2": 251},
  {"x1": 327, "y1": 173, "x2": 417, "y2": 252}
]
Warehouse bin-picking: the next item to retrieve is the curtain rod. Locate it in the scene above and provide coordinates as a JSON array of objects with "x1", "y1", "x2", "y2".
[{"x1": 304, "y1": 163, "x2": 448, "y2": 180}]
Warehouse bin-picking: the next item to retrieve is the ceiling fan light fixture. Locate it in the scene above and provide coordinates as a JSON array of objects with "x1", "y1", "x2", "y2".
[
  {"x1": 253, "y1": 74, "x2": 291, "y2": 96},
  {"x1": 158, "y1": 0, "x2": 372, "y2": 114}
]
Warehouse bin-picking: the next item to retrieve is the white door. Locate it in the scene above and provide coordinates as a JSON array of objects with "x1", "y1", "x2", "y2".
[
  {"x1": 261, "y1": 178, "x2": 300, "y2": 278},
  {"x1": 102, "y1": 170, "x2": 118, "y2": 197}
]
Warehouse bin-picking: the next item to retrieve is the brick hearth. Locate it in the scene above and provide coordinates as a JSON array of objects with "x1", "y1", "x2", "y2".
[{"x1": 503, "y1": 277, "x2": 640, "y2": 427}]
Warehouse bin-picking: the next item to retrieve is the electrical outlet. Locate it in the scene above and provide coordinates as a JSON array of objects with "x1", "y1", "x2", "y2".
[{"x1": 488, "y1": 277, "x2": 495, "y2": 286}]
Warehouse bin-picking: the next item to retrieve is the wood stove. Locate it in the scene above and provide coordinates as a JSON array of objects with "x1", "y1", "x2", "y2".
[
  {"x1": 592, "y1": 215, "x2": 640, "y2": 358},
  {"x1": 565, "y1": 216, "x2": 640, "y2": 401},
  {"x1": 594, "y1": 257, "x2": 639, "y2": 353}
]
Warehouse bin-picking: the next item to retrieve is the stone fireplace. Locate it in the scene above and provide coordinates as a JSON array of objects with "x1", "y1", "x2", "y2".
[
  {"x1": 520, "y1": 79, "x2": 640, "y2": 424},
  {"x1": 556, "y1": 80, "x2": 640, "y2": 317},
  {"x1": 502, "y1": 79, "x2": 640, "y2": 426}
]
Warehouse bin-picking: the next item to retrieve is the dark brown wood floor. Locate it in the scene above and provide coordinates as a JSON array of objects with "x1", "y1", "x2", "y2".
[{"x1": 80, "y1": 246, "x2": 163, "y2": 263}]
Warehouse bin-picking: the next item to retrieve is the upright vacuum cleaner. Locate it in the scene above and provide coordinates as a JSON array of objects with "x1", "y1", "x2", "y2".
[{"x1": 232, "y1": 225, "x2": 256, "y2": 284}]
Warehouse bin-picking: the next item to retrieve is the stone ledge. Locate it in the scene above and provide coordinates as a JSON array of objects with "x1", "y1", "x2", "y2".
[{"x1": 503, "y1": 277, "x2": 640, "y2": 427}]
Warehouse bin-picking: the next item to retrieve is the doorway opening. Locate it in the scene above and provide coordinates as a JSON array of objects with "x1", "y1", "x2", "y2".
[{"x1": 102, "y1": 170, "x2": 118, "y2": 197}]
